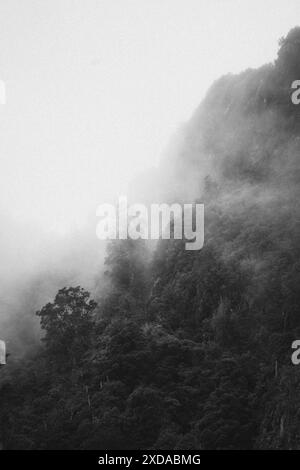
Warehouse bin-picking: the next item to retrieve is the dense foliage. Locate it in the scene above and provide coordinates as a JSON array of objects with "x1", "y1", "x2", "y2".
[{"x1": 1, "y1": 28, "x2": 300, "y2": 450}]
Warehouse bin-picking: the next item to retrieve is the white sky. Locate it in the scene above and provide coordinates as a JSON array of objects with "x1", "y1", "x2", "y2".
[{"x1": 0, "y1": 0, "x2": 299, "y2": 234}]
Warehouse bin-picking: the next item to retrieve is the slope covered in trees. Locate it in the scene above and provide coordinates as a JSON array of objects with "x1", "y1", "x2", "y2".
[{"x1": 1, "y1": 28, "x2": 300, "y2": 450}]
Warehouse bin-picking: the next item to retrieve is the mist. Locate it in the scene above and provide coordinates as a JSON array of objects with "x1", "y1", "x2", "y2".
[{"x1": 0, "y1": 0, "x2": 300, "y2": 355}]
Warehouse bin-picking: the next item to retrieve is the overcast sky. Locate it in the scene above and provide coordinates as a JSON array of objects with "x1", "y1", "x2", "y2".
[{"x1": 0, "y1": 0, "x2": 299, "y2": 235}]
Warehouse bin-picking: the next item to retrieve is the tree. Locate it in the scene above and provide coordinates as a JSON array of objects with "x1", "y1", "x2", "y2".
[{"x1": 36, "y1": 286, "x2": 97, "y2": 369}]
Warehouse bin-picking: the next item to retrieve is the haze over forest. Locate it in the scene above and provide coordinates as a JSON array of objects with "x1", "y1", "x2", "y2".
[{"x1": 0, "y1": 24, "x2": 300, "y2": 449}]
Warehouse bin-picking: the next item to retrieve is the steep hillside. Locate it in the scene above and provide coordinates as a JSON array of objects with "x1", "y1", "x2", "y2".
[{"x1": 1, "y1": 28, "x2": 300, "y2": 450}]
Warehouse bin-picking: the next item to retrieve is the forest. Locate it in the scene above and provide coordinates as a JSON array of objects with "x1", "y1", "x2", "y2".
[{"x1": 0, "y1": 27, "x2": 300, "y2": 450}]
